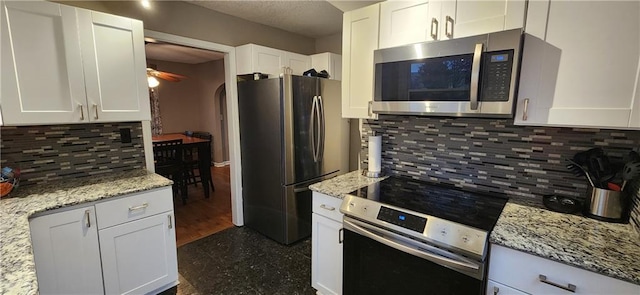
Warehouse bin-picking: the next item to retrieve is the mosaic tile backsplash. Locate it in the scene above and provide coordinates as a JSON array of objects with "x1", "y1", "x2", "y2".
[
  {"x1": 0, "y1": 123, "x2": 145, "y2": 188},
  {"x1": 362, "y1": 116, "x2": 640, "y2": 233}
]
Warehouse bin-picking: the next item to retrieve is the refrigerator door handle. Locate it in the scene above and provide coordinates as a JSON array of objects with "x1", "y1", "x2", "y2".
[
  {"x1": 318, "y1": 95, "x2": 325, "y2": 162},
  {"x1": 310, "y1": 96, "x2": 318, "y2": 162}
]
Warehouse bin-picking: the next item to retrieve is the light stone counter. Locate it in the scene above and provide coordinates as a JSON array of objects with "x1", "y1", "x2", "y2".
[
  {"x1": 309, "y1": 170, "x2": 386, "y2": 198},
  {"x1": 491, "y1": 202, "x2": 640, "y2": 285},
  {"x1": 0, "y1": 170, "x2": 172, "y2": 295},
  {"x1": 311, "y1": 171, "x2": 640, "y2": 286}
]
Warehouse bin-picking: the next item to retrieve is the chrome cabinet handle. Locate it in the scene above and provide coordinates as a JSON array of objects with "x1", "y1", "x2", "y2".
[
  {"x1": 93, "y1": 103, "x2": 99, "y2": 119},
  {"x1": 430, "y1": 18, "x2": 439, "y2": 40},
  {"x1": 368, "y1": 101, "x2": 373, "y2": 117},
  {"x1": 493, "y1": 286, "x2": 499, "y2": 295},
  {"x1": 319, "y1": 204, "x2": 335, "y2": 211},
  {"x1": 168, "y1": 214, "x2": 173, "y2": 229},
  {"x1": 469, "y1": 43, "x2": 483, "y2": 110},
  {"x1": 338, "y1": 228, "x2": 344, "y2": 244},
  {"x1": 522, "y1": 98, "x2": 530, "y2": 121},
  {"x1": 539, "y1": 274, "x2": 576, "y2": 293},
  {"x1": 79, "y1": 104, "x2": 85, "y2": 120},
  {"x1": 445, "y1": 16, "x2": 454, "y2": 38},
  {"x1": 85, "y1": 210, "x2": 91, "y2": 228},
  {"x1": 129, "y1": 203, "x2": 149, "y2": 211}
]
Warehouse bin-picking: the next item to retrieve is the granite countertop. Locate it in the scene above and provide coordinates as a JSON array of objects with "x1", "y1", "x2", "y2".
[
  {"x1": 311, "y1": 171, "x2": 640, "y2": 285},
  {"x1": 309, "y1": 170, "x2": 387, "y2": 198},
  {"x1": 0, "y1": 170, "x2": 173, "y2": 295},
  {"x1": 491, "y1": 203, "x2": 640, "y2": 285}
]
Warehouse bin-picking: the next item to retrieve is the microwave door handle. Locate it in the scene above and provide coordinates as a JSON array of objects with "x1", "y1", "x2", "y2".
[{"x1": 470, "y1": 43, "x2": 483, "y2": 110}]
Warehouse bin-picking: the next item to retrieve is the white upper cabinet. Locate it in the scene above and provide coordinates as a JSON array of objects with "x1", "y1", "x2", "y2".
[
  {"x1": 284, "y1": 51, "x2": 312, "y2": 75},
  {"x1": 1, "y1": 1, "x2": 87, "y2": 124},
  {"x1": 515, "y1": 0, "x2": 640, "y2": 129},
  {"x1": 311, "y1": 53, "x2": 342, "y2": 80},
  {"x1": 342, "y1": 3, "x2": 380, "y2": 119},
  {"x1": 0, "y1": 1, "x2": 150, "y2": 125},
  {"x1": 236, "y1": 44, "x2": 311, "y2": 77},
  {"x1": 236, "y1": 44, "x2": 284, "y2": 77},
  {"x1": 78, "y1": 10, "x2": 150, "y2": 122},
  {"x1": 379, "y1": 0, "x2": 526, "y2": 45},
  {"x1": 379, "y1": 1, "x2": 430, "y2": 48},
  {"x1": 450, "y1": 0, "x2": 525, "y2": 39}
]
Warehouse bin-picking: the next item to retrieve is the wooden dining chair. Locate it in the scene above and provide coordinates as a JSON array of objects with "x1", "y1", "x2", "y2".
[
  {"x1": 153, "y1": 139, "x2": 188, "y2": 204},
  {"x1": 185, "y1": 131, "x2": 215, "y2": 192}
]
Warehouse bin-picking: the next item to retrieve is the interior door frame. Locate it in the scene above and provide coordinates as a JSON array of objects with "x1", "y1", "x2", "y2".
[{"x1": 142, "y1": 30, "x2": 243, "y2": 226}]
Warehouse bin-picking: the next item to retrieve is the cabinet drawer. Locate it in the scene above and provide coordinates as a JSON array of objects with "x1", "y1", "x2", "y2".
[
  {"x1": 95, "y1": 187, "x2": 173, "y2": 229},
  {"x1": 312, "y1": 192, "x2": 344, "y2": 222},
  {"x1": 489, "y1": 244, "x2": 640, "y2": 294}
]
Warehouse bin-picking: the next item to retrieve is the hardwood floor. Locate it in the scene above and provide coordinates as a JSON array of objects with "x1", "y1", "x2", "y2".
[{"x1": 173, "y1": 165, "x2": 234, "y2": 247}]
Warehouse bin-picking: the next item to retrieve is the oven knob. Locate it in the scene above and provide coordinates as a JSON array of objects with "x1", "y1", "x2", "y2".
[{"x1": 349, "y1": 202, "x2": 355, "y2": 207}]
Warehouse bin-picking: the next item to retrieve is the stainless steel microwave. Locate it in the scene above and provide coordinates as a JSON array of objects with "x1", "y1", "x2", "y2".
[{"x1": 373, "y1": 29, "x2": 523, "y2": 118}]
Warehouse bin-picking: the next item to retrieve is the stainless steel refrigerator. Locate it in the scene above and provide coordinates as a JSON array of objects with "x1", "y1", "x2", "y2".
[{"x1": 238, "y1": 74, "x2": 349, "y2": 244}]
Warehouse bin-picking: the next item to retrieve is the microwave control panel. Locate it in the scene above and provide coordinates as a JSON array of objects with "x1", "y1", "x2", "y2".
[{"x1": 481, "y1": 50, "x2": 514, "y2": 102}]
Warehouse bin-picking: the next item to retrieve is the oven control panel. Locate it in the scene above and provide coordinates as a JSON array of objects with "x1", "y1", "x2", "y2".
[
  {"x1": 377, "y1": 206, "x2": 427, "y2": 233},
  {"x1": 341, "y1": 194, "x2": 489, "y2": 259}
]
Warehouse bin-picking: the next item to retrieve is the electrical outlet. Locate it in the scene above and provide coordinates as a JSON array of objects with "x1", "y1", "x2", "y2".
[{"x1": 120, "y1": 128, "x2": 131, "y2": 143}]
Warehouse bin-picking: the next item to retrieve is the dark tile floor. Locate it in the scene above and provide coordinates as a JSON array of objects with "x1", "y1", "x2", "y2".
[{"x1": 171, "y1": 226, "x2": 315, "y2": 295}]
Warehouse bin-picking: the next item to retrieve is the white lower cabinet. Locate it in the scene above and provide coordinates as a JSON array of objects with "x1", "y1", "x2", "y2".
[
  {"x1": 311, "y1": 192, "x2": 344, "y2": 295},
  {"x1": 29, "y1": 187, "x2": 178, "y2": 295},
  {"x1": 486, "y1": 280, "x2": 528, "y2": 295},
  {"x1": 29, "y1": 205, "x2": 104, "y2": 295},
  {"x1": 488, "y1": 244, "x2": 640, "y2": 294},
  {"x1": 99, "y1": 213, "x2": 177, "y2": 295}
]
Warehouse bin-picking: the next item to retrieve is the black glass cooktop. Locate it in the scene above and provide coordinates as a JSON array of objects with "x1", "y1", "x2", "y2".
[{"x1": 347, "y1": 177, "x2": 508, "y2": 232}]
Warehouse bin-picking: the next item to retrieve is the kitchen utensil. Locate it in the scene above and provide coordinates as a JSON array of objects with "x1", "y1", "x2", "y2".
[
  {"x1": 543, "y1": 195, "x2": 581, "y2": 214},
  {"x1": 586, "y1": 150, "x2": 614, "y2": 188},
  {"x1": 623, "y1": 150, "x2": 640, "y2": 163},
  {"x1": 566, "y1": 159, "x2": 596, "y2": 187},
  {"x1": 584, "y1": 187, "x2": 628, "y2": 223},
  {"x1": 607, "y1": 182, "x2": 621, "y2": 191},
  {"x1": 621, "y1": 161, "x2": 640, "y2": 191}
]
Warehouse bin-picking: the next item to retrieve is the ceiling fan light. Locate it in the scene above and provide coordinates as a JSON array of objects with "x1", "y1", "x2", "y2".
[{"x1": 147, "y1": 76, "x2": 160, "y2": 88}]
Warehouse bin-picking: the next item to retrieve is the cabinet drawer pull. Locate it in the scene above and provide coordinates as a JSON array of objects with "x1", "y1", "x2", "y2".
[
  {"x1": 493, "y1": 286, "x2": 499, "y2": 295},
  {"x1": 523, "y1": 98, "x2": 530, "y2": 121},
  {"x1": 368, "y1": 101, "x2": 373, "y2": 117},
  {"x1": 430, "y1": 18, "x2": 439, "y2": 40},
  {"x1": 320, "y1": 204, "x2": 335, "y2": 211},
  {"x1": 79, "y1": 104, "x2": 85, "y2": 120},
  {"x1": 129, "y1": 203, "x2": 149, "y2": 211},
  {"x1": 168, "y1": 214, "x2": 173, "y2": 229},
  {"x1": 538, "y1": 274, "x2": 576, "y2": 293},
  {"x1": 85, "y1": 210, "x2": 91, "y2": 228},
  {"x1": 339, "y1": 228, "x2": 344, "y2": 244},
  {"x1": 93, "y1": 103, "x2": 99, "y2": 119}
]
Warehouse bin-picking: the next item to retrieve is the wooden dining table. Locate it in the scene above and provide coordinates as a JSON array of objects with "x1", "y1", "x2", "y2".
[{"x1": 152, "y1": 133, "x2": 212, "y2": 199}]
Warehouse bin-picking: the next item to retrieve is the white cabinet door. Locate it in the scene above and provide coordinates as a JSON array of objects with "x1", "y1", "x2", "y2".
[
  {"x1": 1, "y1": 1, "x2": 87, "y2": 125},
  {"x1": 342, "y1": 3, "x2": 380, "y2": 119},
  {"x1": 379, "y1": 1, "x2": 430, "y2": 48},
  {"x1": 311, "y1": 213, "x2": 343, "y2": 295},
  {"x1": 311, "y1": 53, "x2": 342, "y2": 80},
  {"x1": 285, "y1": 52, "x2": 311, "y2": 75},
  {"x1": 29, "y1": 206, "x2": 104, "y2": 295},
  {"x1": 78, "y1": 9, "x2": 150, "y2": 122},
  {"x1": 99, "y1": 212, "x2": 178, "y2": 295},
  {"x1": 451, "y1": 0, "x2": 525, "y2": 39},
  {"x1": 236, "y1": 44, "x2": 286, "y2": 78},
  {"x1": 516, "y1": 1, "x2": 640, "y2": 128},
  {"x1": 486, "y1": 280, "x2": 528, "y2": 295}
]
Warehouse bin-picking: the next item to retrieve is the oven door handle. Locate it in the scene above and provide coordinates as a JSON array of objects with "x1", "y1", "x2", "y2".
[{"x1": 344, "y1": 219, "x2": 482, "y2": 274}]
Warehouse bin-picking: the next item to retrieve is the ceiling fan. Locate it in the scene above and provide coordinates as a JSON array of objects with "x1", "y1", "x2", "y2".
[{"x1": 146, "y1": 64, "x2": 187, "y2": 88}]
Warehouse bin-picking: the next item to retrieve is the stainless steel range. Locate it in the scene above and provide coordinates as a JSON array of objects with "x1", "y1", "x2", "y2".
[{"x1": 340, "y1": 176, "x2": 507, "y2": 294}]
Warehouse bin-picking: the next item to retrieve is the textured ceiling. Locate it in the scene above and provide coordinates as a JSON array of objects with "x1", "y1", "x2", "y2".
[
  {"x1": 145, "y1": 42, "x2": 224, "y2": 64},
  {"x1": 184, "y1": 0, "x2": 345, "y2": 38}
]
